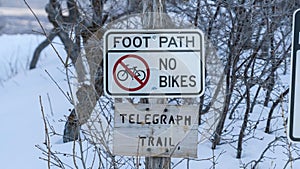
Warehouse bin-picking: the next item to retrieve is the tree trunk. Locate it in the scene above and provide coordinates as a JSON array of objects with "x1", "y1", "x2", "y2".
[
  {"x1": 265, "y1": 88, "x2": 289, "y2": 134},
  {"x1": 236, "y1": 62, "x2": 252, "y2": 158},
  {"x1": 212, "y1": 61, "x2": 233, "y2": 149},
  {"x1": 236, "y1": 84, "x2": 250, "y2": 158}
]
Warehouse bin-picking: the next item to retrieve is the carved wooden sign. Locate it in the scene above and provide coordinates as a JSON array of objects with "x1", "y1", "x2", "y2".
[{"x1": 113, "y1": 103, "x2": 198, "y2": 158}]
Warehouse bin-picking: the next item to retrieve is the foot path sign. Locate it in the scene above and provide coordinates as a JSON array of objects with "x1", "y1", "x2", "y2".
[{"x1": 103, "y1": 29, "x2": 205, "y2": 97}]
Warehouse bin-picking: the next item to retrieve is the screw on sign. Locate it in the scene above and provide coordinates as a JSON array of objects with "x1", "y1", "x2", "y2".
[{"x1": 113, "y1": 54, "x2": 150, "y2": 91}]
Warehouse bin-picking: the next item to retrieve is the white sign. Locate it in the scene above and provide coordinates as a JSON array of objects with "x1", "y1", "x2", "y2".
[
  {"x1": 103, "y1": 29, "x2": 205, "y2": 97},
  {"x1": 289, "y1": 9, "x2": 300, "y2": 142},
  {"x1": 113, "y1": 103, "x2": 199, "y2": 158}
]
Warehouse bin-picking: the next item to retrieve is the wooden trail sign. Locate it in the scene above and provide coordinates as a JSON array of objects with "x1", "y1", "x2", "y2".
[{"x1": 113, "y1": 103, "x2": 199, "y2": 158}]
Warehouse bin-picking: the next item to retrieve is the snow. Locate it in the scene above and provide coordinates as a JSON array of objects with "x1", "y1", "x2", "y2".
[
  {"x1": 0, "y1": 34, "x2": 299, "y2": 168},
  {"x1": 0, "y1": 34, "x2": 70, "y2": 169}
]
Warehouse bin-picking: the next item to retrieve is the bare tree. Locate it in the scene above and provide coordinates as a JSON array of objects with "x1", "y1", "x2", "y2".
[{"x1": 168, "y1": 0, "x2": 298, "y2": 157}]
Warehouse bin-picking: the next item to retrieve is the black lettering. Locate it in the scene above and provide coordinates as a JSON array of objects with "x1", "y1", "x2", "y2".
[
  {"x1": 136, "y1": 114, "x2": 142, "y2": 124},
  {"x1": 164, "y1": 137, "x2": 167, "y2": 146},
  {"x1": 185, "y1": 116, "x2": 191, "y2": 125},
  {"x1": 159, "y1": 58, "x2": 176, "y2": 70},
  {"x1": 156, "y1": 137, "x2": 163, "y2": 146},
  {"x1": 186, "y1": 36, "x2": 195, "y2": 47},
  {"x1": 159, "y1": 58, "x2": 168, "y2": 70},
  {"x1": 148, "y1": 137, "x2": 155, "y2": 146},
  {"x1": 181, "y1": 75, "x2": 188, "y2": 87},
  {"x1": 169, "y1": 115, "x2": 175, "y2": 124},
  {"x1": 169, "y1": 137, "x2": 175, "y2": 146},
  {"x1": 153, "y1": 114, "x2": 159, "y2": 124},
  {"x1": 143, "y1": 36, "x2": 151, "y2": 47},
  {"x1": 159, "y1": 76, "x2": 167, "y2": 87},
  {"x1": 189, "y1": 75, "x2": 196, "y2": 87},
  {"x1": 177, "y1": 36, "x2": 184, "y2": 47},
  {"x1": 145, "y1": 114, "x2": 151, "y2": 124},
  {"x1": 129, "y1": 114, "x2": 135, "y2": 123},
  {"x1": 159, "y1": 36, "x2": 168, "y2": 47},
  {"x1": 176, "y1": 115, "x2": 183, "y2": 125},
  {"x1": 122, "y1": 37, "x2": 131, "y2": 47},
  {"x1": 120, "y1": 114, "x2": 127, "y2": 123},
  {"x1": 169, "y1": 58, "x2": 176, "y2": 70},
  {"x1": 133, "y1": 37, "x2": 142, "y2": 47},
  {"x1": 161, "y1": 114, "x2": 167, "y2": 124},
  {"x1": 139, "y1": 136, "x2": 146, "y2": 146},
  {"x1": 113, "y1": 36, "x2": 122, "y2": 47},
  {"x1": 168, "y1": 37, "x2": 178, "y2": 47},
  {"x1": 172, "y1": 75, "x2": 179, "y2": 87}
]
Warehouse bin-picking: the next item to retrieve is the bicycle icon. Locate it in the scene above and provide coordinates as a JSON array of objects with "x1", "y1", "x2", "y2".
[{"x1": 117, "y1": 64, "x2": 146, "y2": 81}]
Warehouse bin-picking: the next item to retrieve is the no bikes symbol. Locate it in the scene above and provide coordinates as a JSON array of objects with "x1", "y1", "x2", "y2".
[
  {"x1": 117, "y1": 65, "x2": 146, "y2": 81},
  {"x1": 113, "y1": 54, "x2": 150, "y2": 91}
]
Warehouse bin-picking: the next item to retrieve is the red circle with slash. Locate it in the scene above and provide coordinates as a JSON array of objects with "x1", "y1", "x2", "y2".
[{"x1": 113, "y1": 54, "x2": 150, "y2": 91}]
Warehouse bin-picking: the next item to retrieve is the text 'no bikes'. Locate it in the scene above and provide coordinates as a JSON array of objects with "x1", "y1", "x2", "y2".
[{"x1": 113, "y1": 54, "x2": 150, "y2": 91}]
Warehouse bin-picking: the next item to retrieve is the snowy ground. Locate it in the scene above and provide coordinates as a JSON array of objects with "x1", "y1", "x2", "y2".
[{"x1": 0, "y1": 34, "x2": 69, "y2": 169}]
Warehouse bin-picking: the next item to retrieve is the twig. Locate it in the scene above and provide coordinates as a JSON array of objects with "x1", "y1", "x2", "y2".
[
  {"x1": 78, "y1": 135, "x2": 87, "y2": 169},
  {"x1": 72, "y1": 139, "x2": 79, "y2": 169},
  {"x1": 36, "y1": 144, "x2": 68, "y2": 169},
  {"x1": 45, "y1": 69, "x2": 73, "y2": 104},
  {"x1": 39, "y1": 96, "x2": 51, "y2": 169},
  {"x1": 244, "y1": 136, "x2": 284, "y2": 168},
  {"x1": 47, "y1": 93, "x2": 54, "y2": 116},
  {"x1": 65, "y1": 67, "x2": 75, "y2": 106},
  {"x1": 212, "y1": 147, "x2": 216, "y2": 169}
]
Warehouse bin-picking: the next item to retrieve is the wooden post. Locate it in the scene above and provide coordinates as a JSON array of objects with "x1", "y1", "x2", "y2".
[
  {"x1": 140, "y1": 99, "x2": 170, "y2": 169},
  {"x1": 142, "y1": 1, "x2": 171, "y2": 168},
  {"x1": 145, "y1": 157, "x2": 171, "y2": 169}
]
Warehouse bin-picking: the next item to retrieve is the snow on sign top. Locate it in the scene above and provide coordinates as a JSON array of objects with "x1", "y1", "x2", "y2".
[
  {"x1": 103, "y1": 29, "x2": 205, "y2": 97},
  {"x1": 289, "y1": 9, "x2": 300, "y2": 142}
]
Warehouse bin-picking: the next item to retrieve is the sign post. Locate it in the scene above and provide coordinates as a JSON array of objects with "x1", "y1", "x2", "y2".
[{"x1": 289, "y1": 9, "x2": 300, "y2": 141}]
